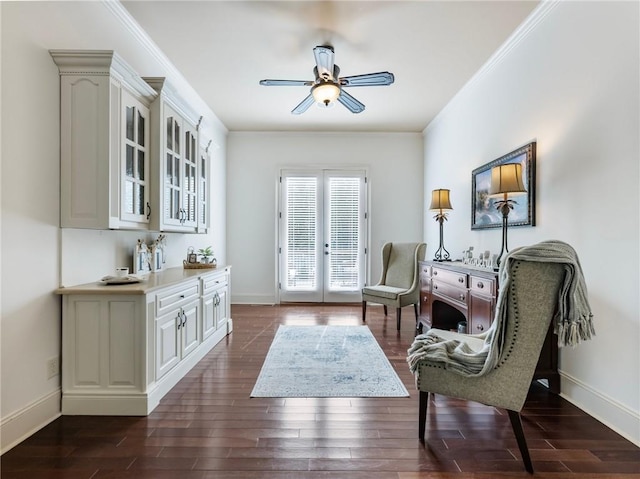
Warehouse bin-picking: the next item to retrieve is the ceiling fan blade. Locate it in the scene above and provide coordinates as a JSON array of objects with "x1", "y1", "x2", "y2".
[
  {"x1": 337, "y1": 90, "x2": 365, "y2": 114},
  {"x1": 260, "y1": 79, "x2": 313, "y2": 86},
  {"x1": 313, "y1": 45, "x2": 335, "y2": 80},
  {"x1": 340, "y1": 72, "x2": 395, "y2": 87},
  {"x1": 291, "y1": 94, "x2": 315, "y2": 115}
]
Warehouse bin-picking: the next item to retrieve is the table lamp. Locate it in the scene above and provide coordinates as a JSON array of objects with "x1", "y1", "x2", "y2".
[
  {"x1": 429, "y1": 189, "x2": 453, "y2": 261},
  {"x1": 489, "y1": 163, "x2": 527, "y2": 267}
]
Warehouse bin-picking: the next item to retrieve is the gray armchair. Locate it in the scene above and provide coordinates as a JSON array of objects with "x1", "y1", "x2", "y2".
[
  {"x1": 362, "y1": 242, "x2": 426, "y2": 331},
  {"x1": 409, "y1": 252, "x2": 583, "y2": 473}
]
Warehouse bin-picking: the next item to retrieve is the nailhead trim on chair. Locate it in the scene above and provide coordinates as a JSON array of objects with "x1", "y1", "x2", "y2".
[{"x1": 496, "y1": 261, "x2": 521, "y2": 369}]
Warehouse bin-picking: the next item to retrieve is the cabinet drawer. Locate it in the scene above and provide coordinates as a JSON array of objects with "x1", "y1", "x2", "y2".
[
  {"x1": 432, "y1": 267, "x2": 467, "y2": 288},
  {"x1": 156, "y1": 281, "x2": 200, "y2": 317},
  {"x1": 470, "y1": 275, "x2": 496, "y2": 297},
  {"x1": 420, "y1": 276, "x2": 431, "y2": 292},
  {"x1": 202, "y1": 272, "x2": 228, "y2": 295},
  {"x1": 432, "y1": 280, "x2": 468, "y2": 306},
  {"x1": 419, "y1": 263, "x2": 432, "y2": 278}
]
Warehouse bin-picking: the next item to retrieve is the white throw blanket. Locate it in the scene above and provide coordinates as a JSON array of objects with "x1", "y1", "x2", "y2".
[{"x1": 407, "y1": 240, "x2": 594, "y2": 377}]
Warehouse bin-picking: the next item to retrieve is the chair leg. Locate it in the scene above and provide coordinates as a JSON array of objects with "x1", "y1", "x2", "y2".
[
  {"x1": 362, "y1": 301, "x2": 366, "y2": 323},
  {"x1": 383, "y1": 305, "x2": 388, "y2": 316},
  {"x1": 396, "y1": 308, "x2": 401, "y2": 330},
  {"x1": 413, "y1": 303, "x2": 419, "y2": 321},
  {"x1": 508, "y1": 409, "x2": 534, "y2": 474},
  {"x1": 419, "y1": 391, "x2": 429, "y2": 441}
]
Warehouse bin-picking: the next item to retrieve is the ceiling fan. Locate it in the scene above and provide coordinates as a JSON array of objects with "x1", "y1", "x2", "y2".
[{"x1": 259, "y1": 45, "x2": 395, "y2": 115}]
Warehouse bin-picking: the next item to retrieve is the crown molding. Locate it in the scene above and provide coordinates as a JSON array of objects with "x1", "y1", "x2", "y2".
[
  {"x1": 425, "y1": 0, "x2": 560, "y2": 133},
  {"x1": 100, "y1": 0, "x2": 228, "y2": 135},
  {"x1": 475, "y1": 0, "x2": 560, "y2": 84}
]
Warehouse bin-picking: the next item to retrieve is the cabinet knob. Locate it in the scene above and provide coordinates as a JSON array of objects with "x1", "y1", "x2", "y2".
[
  {"x1": 459, "y1": 294, "x2": 465, "y2": 301},
  {"x1": 458, "y1": 277, "x2": 464, "y2": 283},
  {"x1": 476, "y1": 324, "x2": 484, "y2": 331},
  {"x1": 180, "y1": 295, "x2": 185, "y2": 299},
  {"x1": 477, "y1": 282, "x2": 484, "y2": 289},
  {"x1": 433, "y1": 284, "x2": 438, "y2": 290},
  {"x1": 433, "y1": 270, "x2": 438, "y2": 276}
]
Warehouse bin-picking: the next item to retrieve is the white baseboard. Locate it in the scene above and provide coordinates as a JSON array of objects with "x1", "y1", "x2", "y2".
[
  {"x1": 231, "y1": 293, "x2": 276, "y2": 305},
  {"x1": 1, "y1": 388, "x2": 62, "y2": 454},
  {"x1": 560, "y1": 370, "x2": 640, "y2": 446}
]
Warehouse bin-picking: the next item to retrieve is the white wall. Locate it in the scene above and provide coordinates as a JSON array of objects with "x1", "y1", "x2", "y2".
[
  {"x1": 0, "y1": 1, "x2": 227, "y2": 452},
  {"x1": 227, "y1": 132, "x2": 424, "y2": 304},
  {"x1": 423, "y1": 1, "x2": 639, "y2": 444}
]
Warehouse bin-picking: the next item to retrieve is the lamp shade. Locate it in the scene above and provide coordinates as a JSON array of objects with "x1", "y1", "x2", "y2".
[
  {"x1": 311, "y1": 82, "x2": 341, "y2": 106},
  {"x1": 489, "y1": 163, "x2": 527, "y2": 196},
  {"x1": 429, "y1": 189, "x2": 453, "y2": 211}
]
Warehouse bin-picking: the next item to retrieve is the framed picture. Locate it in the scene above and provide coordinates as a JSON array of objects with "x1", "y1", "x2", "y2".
[{"x1": 471, "y1": 142, "x2": 536, "y2": 230}]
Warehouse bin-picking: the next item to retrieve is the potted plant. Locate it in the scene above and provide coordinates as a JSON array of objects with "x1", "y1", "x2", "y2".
[
  {"x1": 198, "y1": 246, "x2": 214, "y2": 264},
  {"x1": 198, "y1": 246, "x2": 216, "y2": 264}
]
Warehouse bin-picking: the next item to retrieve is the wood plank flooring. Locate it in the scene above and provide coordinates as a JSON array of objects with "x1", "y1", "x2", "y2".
[{"x1": 2, "y1": 304, "x2": 639, "y2": 478}]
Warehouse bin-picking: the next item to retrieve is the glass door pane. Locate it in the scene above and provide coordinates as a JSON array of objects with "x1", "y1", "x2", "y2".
[
  {"x1": 182, "y1": 129, "x2": 198, "y2": 225},
  {"x1": 326, "y1": 176, "x2": 362, "y2": 291},
  {"x1": 121, "y1": 92, "x2": 149, "y2": 224}
]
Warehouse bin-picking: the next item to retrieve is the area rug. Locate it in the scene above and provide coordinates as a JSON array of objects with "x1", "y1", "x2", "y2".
[{"x1": 250, "y1": 325, "x2": 409, "y2": 398}]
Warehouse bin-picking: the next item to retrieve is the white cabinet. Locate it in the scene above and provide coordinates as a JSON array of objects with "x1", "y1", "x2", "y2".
[
  {"x1": 145, "y1": 77, "x2": 203, "y2": 233},
  {"x1": 155, "y1": 302, "x2": 200, "y2": 379},
  {"x1": 50, "y1": 50, "x2": 157, "y2": 230},
  {"x1": 57, "y1": 266, "x2": 232, "y2": 415},
  {"x1": 156, "y1": 309, "x2": 180, "y2": 379},
  {"x1": 154, "y1": 280, "x2": 201, "y2": 380},
  {"x1": 201, "y1": 268, "x2": 232, "y2": 340}
]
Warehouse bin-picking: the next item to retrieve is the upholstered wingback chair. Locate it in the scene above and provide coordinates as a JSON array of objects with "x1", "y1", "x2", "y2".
[
  {"x1": 362, "y1": 242, "x2": 426, "y2": 331},
  {"x1": 410, "y1": 259, "x2": 565, "y2": 473}
]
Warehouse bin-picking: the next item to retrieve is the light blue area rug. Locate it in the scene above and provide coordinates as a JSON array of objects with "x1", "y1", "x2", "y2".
[{"x1": 251, "y1": 325, "x2": 409, "y2": 398}]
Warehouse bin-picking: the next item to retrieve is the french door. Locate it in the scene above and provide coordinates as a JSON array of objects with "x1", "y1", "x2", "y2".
[{"x1": 279, "y1": 169, "x2": 367, "y2": 303}]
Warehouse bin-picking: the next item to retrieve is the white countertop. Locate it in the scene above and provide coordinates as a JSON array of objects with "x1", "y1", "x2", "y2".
[{"x1": 55, "y1": 265, "x2": 230, "y2": 295}]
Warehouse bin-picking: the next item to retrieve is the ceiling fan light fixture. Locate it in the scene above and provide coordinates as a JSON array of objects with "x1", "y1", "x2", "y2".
[{"x1": 311, "y1": 82, "x2": 340, "y2": 106}]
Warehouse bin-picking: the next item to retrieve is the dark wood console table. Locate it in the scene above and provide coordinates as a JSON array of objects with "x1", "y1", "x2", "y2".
[{"x1": 418, "y1": 260, "x2": 560, "y2": 393}]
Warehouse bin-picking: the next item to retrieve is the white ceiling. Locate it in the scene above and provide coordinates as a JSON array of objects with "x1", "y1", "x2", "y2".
[{"x1": 122, "y1": 1, "x2": 539, "y2": 133}]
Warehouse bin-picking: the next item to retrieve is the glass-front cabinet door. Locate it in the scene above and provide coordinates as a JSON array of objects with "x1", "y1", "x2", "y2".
[
  {"x1": 182, "y1": 124, "x2": 198, "y2": 228},
  {"x1": 121, "y1": 90, "x2": 150, "y2": 224},
  {"x1": 160, "y1": 105, "x2": 199, "y2": 231},
  {"x1": 163, "y1": 108, "x2": 183, "y2": 228},
  {"x1": 197, "y1": 139, "x2": 211, "y2": 233},
  {"x1": 145, "y1": 77, "x2": 201, "y2": 233}
]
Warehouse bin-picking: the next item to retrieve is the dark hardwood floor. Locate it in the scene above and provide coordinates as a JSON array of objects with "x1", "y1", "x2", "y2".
[{"x1": 2, "y1": 304, "x2": 639, "y2": 478}]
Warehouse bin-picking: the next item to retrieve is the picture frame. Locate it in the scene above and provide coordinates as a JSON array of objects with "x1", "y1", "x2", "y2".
[{"x1": 471, "y1": 142, "x2": 536, "y2": 230}]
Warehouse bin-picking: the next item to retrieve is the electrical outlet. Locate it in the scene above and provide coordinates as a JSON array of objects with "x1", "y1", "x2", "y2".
[{"x1": 47, "y1": 357, "x2": 60, "y2": 379}]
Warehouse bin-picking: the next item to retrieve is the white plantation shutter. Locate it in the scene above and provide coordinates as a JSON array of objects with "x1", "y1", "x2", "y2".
[
  {"x1": 284, "y1": 177, "x2": 318, "y2": 290},
  {"x1": 327, "y1": 177, "x2": 361, "y2": 291}
]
